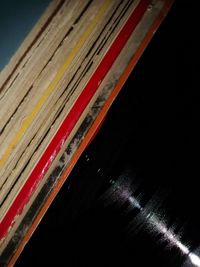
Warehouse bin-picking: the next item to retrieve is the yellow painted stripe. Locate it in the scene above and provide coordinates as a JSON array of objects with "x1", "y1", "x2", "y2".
[{"x1": 0, "y1": 0, "x2": 112, "y2": 168}]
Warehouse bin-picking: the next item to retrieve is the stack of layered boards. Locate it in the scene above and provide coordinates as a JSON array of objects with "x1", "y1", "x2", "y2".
[{"x1": 0, "y1": 0, "x2": 173, "y2": 265}]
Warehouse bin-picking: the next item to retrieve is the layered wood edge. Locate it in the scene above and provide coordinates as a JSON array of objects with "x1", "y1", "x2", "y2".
[{"x1": 0, "y1": 0, "x2": 174, "y2": 265}]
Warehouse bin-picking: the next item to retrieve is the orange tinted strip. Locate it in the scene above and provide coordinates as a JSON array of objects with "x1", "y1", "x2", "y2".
[{"x1": 8, "y1": 1, "x2": 174, "y2": 266}]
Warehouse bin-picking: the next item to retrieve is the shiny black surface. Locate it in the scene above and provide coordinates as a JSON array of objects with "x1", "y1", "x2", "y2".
[{"x1": 16, "y1": 2, "x2": 199, "y2": 266}]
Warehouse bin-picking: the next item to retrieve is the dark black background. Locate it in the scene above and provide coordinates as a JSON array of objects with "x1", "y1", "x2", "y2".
[{"x1": 16, "y1": 2, "x2": 199, "y2": 266}]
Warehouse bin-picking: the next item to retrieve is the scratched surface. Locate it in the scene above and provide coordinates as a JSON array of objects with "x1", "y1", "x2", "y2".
[
  {"x1": 0, "y1": 1, "x2": 175, "y2": 266},
  {"x1": 14, "y1": 3, "x2": 199, "y2": 266}
]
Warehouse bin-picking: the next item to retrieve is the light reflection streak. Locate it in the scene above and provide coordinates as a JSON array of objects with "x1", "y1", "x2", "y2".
[{"x1": 127, "y1": 191, "x2": 200, "y2": 266}]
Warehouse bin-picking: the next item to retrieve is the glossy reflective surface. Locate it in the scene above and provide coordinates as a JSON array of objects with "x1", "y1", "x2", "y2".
[{"x1": 15, "y1": 2, "x2": 199, "y2": 266}]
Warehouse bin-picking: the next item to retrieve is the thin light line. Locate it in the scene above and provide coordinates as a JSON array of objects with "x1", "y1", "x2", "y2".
[
  {"x1": 0, "y1": 0, "x2": 112, "y2": 167},
  {"x1": 0, "y1": 0, "x2": 150, "y2": 239}
]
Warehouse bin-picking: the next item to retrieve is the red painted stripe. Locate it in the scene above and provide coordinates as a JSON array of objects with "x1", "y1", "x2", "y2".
[{"x1": 0, "y1": 0, "x2": 150, "y2": 239}]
